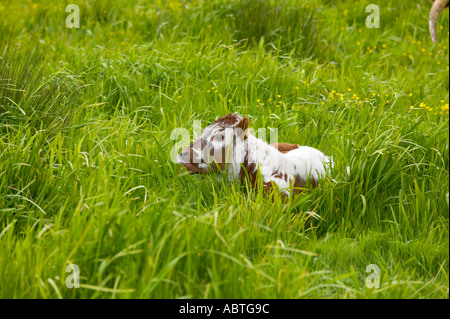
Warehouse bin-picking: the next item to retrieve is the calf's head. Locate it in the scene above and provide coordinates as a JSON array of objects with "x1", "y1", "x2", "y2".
[{"x1": 177, "y1": 113, "x2": 249, "y2": 174}]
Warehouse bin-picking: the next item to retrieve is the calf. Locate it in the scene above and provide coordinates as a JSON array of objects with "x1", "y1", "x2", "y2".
[{"x1": 177, "y1": 113, "x2": 332, "y2": 197}]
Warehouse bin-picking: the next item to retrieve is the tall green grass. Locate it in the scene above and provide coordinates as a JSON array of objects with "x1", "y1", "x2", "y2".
[{"x1": 0, "y1": 0, "x2": 448, "y2": 298}]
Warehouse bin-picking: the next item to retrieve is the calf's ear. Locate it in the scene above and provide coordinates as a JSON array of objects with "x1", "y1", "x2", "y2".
[{"x1": 236, "y1": 117, "x2": 249, "y2": 139}]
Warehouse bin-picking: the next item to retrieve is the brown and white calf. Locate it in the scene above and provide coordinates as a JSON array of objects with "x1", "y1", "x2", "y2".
[{"x1": 177, "y1": 113, "x2": 332, "y2": 197}]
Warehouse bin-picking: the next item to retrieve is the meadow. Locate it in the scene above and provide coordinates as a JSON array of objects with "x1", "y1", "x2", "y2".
[{"x1": 0, "y1": 0, "x2": 448, "y2": 298}]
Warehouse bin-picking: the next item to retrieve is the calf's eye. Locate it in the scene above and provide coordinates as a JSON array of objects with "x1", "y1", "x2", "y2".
[{"x1": 212, "y1": 134, "x2": 224, "y2": 142}]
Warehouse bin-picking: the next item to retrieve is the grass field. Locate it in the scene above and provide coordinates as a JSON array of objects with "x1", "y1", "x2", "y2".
[{"x1": 0, "y1": 0, "x2": 448, "y2": 299}]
